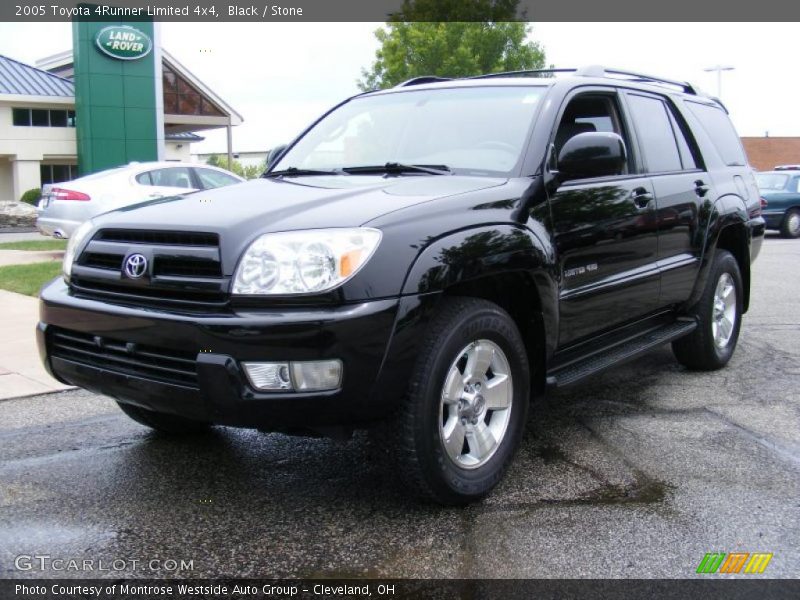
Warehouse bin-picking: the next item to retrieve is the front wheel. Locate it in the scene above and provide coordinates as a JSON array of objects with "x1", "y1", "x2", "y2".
[
  {"x1": 392, "y1": 298, "x2": 530, "y2": 505},
  {"x1": 672, "y1": 250, "x2": 743, "y2": 370}
]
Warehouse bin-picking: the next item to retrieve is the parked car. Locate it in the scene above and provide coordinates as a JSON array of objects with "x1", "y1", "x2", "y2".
[
  {"x1": 755, "y1": 169, "x2": 800, "y2": 238},
  {"x1": 37, "y1": 66, "x2": 764, "y2": 504},
  {"x1": 36, "y1": 161, "x2": 244, "y2": 239}
]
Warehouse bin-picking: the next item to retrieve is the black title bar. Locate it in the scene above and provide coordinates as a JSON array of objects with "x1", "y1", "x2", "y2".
[{"x1": 4, "y1": 0, "x2": 800, "y2": 22}]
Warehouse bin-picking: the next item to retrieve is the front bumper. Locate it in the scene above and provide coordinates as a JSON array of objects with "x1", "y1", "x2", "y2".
[{"x1": 38, "y1": 278, "x2": 432, "y2": 429}]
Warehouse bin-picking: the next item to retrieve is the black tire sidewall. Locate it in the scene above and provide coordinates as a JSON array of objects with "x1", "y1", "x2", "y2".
[{"x1": 412, "y1": 303, "x2": 529, "y2": 502}]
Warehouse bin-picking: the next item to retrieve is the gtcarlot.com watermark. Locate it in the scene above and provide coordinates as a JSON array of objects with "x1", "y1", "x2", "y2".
[{"x1": 14, "y1": 554, "x2": 194, "y2": 573}]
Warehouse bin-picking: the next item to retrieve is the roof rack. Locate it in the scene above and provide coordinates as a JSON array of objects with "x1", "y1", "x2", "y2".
[
  {"x1": 575, "y1": 65, "x2": 697, "y2": 95},
  {"x1": 469, "y1": 65, "x2": 697, "y2": 95},
  {"x1": 395, "y1": 76, "x2": 452, "y2": 87},
  {"x1": 393, "y1": 66, "x2": 700, "y2": 97}
]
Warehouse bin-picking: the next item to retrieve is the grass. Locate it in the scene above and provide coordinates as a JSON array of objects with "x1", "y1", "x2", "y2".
[
  {"x1": 0, "y1": 262, "x2": 63, "y2": 296},
  {"x1": 0, "y1": 239, "x2": 67, "y2": 251}
]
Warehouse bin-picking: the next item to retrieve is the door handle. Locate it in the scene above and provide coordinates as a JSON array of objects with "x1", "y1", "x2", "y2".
[
  {"x1": 148, "y1": 193, "x2": 164, "y2": 198},
  {"x1": 630, "y1": 187, "x2": 653, "y2": 209},
  {"x1": 694, "y1": 180, "x2": 710, "y2": 197}
]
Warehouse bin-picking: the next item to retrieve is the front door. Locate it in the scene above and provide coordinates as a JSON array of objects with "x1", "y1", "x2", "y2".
[{"x1": 548, "y1": 91, "x2": 660, "y2": 346}]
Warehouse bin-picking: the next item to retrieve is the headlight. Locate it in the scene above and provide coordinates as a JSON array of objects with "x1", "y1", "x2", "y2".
[
  {"x1": 232, "y1": 228, "x2": 382, "y2": 295},
  {"x1": 63, "y1": 220, "x2": 95, "y2": 278}
]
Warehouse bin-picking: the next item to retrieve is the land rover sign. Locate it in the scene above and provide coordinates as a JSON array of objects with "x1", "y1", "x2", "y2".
[{"x1": 94, "y1": 26, "x2": 152, "y2": 60}]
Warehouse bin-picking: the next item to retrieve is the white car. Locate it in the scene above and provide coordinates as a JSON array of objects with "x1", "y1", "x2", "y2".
[{"x1": 36, "y1": 161, "x2": 245, "y2": 239}]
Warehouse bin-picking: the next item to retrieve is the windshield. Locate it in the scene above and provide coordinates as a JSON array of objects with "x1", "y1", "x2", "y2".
[
  {"x1": 756, "y1": 173, "x2": 789, "y2": 191},
  {"x1": 273, "y1": 86, "x2": 546, "y2": 177}
]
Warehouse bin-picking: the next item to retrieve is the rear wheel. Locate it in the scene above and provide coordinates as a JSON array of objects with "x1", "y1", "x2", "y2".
[
  {"x1": 116, "y1": 402, "x2": 211, "y2": 434},
  {"x1": 391, "y1": 297, "x2": 530, "y2": 505},
  {"x1": 672, "y1": 250, "x2": 742, "y2": 370},
  {"x1": 780, "y1": 208, "x2": 800, "y2": 238}
]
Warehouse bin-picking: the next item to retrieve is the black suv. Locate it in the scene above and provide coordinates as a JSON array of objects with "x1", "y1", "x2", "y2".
[{"x1": 38, "y1": 66, "x2": 765, "y2": 504}]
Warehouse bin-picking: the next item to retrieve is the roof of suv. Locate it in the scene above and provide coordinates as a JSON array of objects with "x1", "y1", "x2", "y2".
[{"x1": 371, "y1": 65, "x2": 723, "y2": 109}]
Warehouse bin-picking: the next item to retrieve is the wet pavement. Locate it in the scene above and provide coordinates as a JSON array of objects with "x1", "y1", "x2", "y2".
[{"x1": 1, "y1": 235, "x2": 798, "y2": 579}]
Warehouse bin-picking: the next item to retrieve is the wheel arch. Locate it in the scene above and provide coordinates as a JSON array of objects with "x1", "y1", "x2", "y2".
[{"x1": 400, "y1": 224, "x2": 558, "y2": 397}]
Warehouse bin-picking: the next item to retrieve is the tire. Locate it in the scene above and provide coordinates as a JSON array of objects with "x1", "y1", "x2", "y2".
[
  {"x1": 779, "y1": 208, "x2": 800, "y2": 238},
  {"x1": 390, "y1": 297, "x2": 530, "y2": 505},
  {"x1": 116, "y1": 402, "x2": 211, "y2": 434},
  {"x1": 672, "y1": 250, "x2": 743, "y2": 370}
]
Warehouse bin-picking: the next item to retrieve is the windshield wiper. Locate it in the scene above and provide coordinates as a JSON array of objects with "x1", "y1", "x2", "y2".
[
  {"x1": 342, "y1": 162, "x2": 452, "y2": 176},
  {"x1": 264, "y1": 167, "x2": 343, "y2": 178}
]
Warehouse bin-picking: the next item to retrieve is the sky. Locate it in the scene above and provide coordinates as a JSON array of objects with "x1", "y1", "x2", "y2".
[{"x1": 0, "y1": 22, "x2": 796, "y2": 155}]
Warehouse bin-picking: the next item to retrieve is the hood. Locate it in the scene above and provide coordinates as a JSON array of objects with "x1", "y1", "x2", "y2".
[{"x1": 93, "y1": 175, "x2": 507, "y2": 239}]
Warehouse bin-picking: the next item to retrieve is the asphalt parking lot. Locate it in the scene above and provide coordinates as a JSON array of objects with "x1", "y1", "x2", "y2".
[{"x1": 1, "y1": 235, "x2": 798, "y2": 579}]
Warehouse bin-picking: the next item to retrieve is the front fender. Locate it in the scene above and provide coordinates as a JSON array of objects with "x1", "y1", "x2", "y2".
[{"x1": 400, "y1": 224, "x2": 558, "y2": 356}]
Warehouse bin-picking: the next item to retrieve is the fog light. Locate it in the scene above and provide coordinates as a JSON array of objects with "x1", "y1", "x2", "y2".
[
  {"x1": 242, "y1": 360, "x2": 343, "y2": 392},
  {"x1": 291, "y1": 360, "x2": 343, "y2": 391},
  {"x1": 242, "y1": 362, "x2": 292, "y2": 391}
]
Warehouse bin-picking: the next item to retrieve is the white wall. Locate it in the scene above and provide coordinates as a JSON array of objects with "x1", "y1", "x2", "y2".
[
  {"x1": 0, "y1": 157, "x2": 13, "y2": 202},
  {"x1": 0, "y1": 101, "x2": 76, "y2": 161},
  {"x1": 164, "y1": 141, "x2": 192, "y2": 162}
]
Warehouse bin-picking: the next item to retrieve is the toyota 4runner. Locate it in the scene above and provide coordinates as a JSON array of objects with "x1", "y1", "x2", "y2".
[{"x1": 37, "y1": 66, "x2": 765, "y2": 504}]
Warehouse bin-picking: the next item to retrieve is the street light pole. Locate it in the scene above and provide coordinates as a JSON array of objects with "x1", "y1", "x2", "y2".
[{"x1": 703, "y1": 65, "x2": 735, "y2": 98}]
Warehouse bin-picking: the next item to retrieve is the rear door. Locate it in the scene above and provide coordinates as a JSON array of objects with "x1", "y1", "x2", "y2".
[
  {"x1": 622, "y1": 91, "x2": 709, "y2": 306},
  {"x1": 548, "y1": 89, "x2": 661, "y2": 346}
]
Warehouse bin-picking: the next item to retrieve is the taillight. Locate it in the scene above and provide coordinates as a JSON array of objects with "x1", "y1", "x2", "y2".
[
  {"x1": 51, "y1": 187, "x2": 90, "y2": 201},
  {"x1": 760, "y1": 197, "x2": 768, "y2": 208}
]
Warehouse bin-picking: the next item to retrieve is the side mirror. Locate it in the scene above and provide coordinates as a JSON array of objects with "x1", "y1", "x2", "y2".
[
  {"x1": 556, "y1": 132, "x2": 626, "y2": 181},
  {"x1": 267, "y1": 144, "x2": 288, "y2": 169}
]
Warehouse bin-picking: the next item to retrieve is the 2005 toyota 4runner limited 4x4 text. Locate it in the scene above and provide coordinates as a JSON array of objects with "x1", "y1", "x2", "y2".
[{"x1": 38, "y1": 66, "x2": 764, "y2": 504}]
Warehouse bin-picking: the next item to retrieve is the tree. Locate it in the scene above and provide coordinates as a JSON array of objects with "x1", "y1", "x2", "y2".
[
  {"x1": 206, "y1": 154, "x2": 265, "y2": 180},
  {"x1": 358, "y1": 1, "x2": 546, "y2": 91}
]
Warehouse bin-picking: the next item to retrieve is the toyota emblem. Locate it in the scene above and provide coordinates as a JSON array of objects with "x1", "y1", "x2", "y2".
[{"x1": 123, "y1": 253, "x2": 148, "y2": 279}]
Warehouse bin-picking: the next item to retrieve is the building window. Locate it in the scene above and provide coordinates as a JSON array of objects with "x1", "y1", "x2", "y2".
[
  {"x1": 162, "y1": 65, "x2": 224, "y2": 117},
  {"x1": 12, "y1": 108, "x2": 31, "y2": 126},
  {"x1": 40, "y1": 164, "x2": 78, "y2": 185},
  {"x1": 12, "y1": 108, "x2": 76, "y2": 128}
]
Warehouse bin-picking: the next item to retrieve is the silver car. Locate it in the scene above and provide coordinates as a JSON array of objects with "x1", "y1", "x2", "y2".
[{"x1": 37, "y1": 161, "x2": 245, "y2": 238}]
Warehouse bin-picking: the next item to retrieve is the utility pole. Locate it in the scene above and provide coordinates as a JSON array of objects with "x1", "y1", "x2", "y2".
[{"x1": 703, "y1": 65, "x2": 735, "y2": 98}]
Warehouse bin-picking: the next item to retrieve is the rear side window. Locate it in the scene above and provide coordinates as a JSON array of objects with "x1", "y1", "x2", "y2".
[
  {"x1": 626, "y1": 94, "x2": 682, "y2": 173},
  {"x1": 685, "y1": 101, "x2": 747, "y2": 166},
  {"x1": 140, "y1": 167, "x2": 194, "y2": 188}
]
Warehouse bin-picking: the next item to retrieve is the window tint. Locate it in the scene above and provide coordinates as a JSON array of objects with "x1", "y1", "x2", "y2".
[
  {"x1": 12, "y1": 108, "x2": 75, "y2": 128},
  {"x1": 195, "y1": 168, "x2": 241, "y2": 189},
  {"x1": 12, "y1": 108, "x2": 30, "y2": 126},
  {"x1": 685, "y1": 101, "x2": 747, "y2": 166},
  {"x1": 553, "y1": 94, "x2": 629, "y2": 177},
  {"x1": 31, "y1": 109, "x2": 49, "y2": 126},
  {"x1": 142, "y1": 167, "x2": 194, "y2": 188},
  {"x1": 667, "y1": 109, "x2": 699, "y2": 170},
  {"x1": 627, "y1": 94, "x2": 682, "y2": 173},
  {"x1": 135, "y1": 172, "x2": 153, "y2": 186}
]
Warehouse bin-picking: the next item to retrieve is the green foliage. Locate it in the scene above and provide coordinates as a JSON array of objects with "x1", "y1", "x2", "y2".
[
  {"x1": 0, "y1": 261, "x2": 62, "y2": 297},
  {"x1": 205, "y1": 155, "x2": 265, "y2": 180},
  {"x1": 20, "y1": 188, "x2": 42, "y2": 206},
  {"x1": 0, "y1": 239, "x2": 67, "y2": 251},
  {"x1": 358, "y1": 1, "x2": 546, "y2": 91}
]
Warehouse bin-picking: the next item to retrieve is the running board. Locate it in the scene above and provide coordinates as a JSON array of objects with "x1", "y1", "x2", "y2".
[{"x1": 546, "y1": 319, "x2": 697, "y2": 389}]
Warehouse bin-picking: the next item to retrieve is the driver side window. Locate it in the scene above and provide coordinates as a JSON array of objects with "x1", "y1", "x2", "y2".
[{"x1": 553, "y1": 94, "x2": 630, "y2": 177}]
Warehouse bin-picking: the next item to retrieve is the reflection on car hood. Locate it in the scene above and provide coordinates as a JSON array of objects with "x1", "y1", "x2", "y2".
[{"x1": 92, "y1": 175, "x2": 508, "y2": 235}]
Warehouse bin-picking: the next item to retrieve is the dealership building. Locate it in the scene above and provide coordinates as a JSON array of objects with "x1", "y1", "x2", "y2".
[{"x1": 0, "y1": 20, "x2": 241, "y2": 203}]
